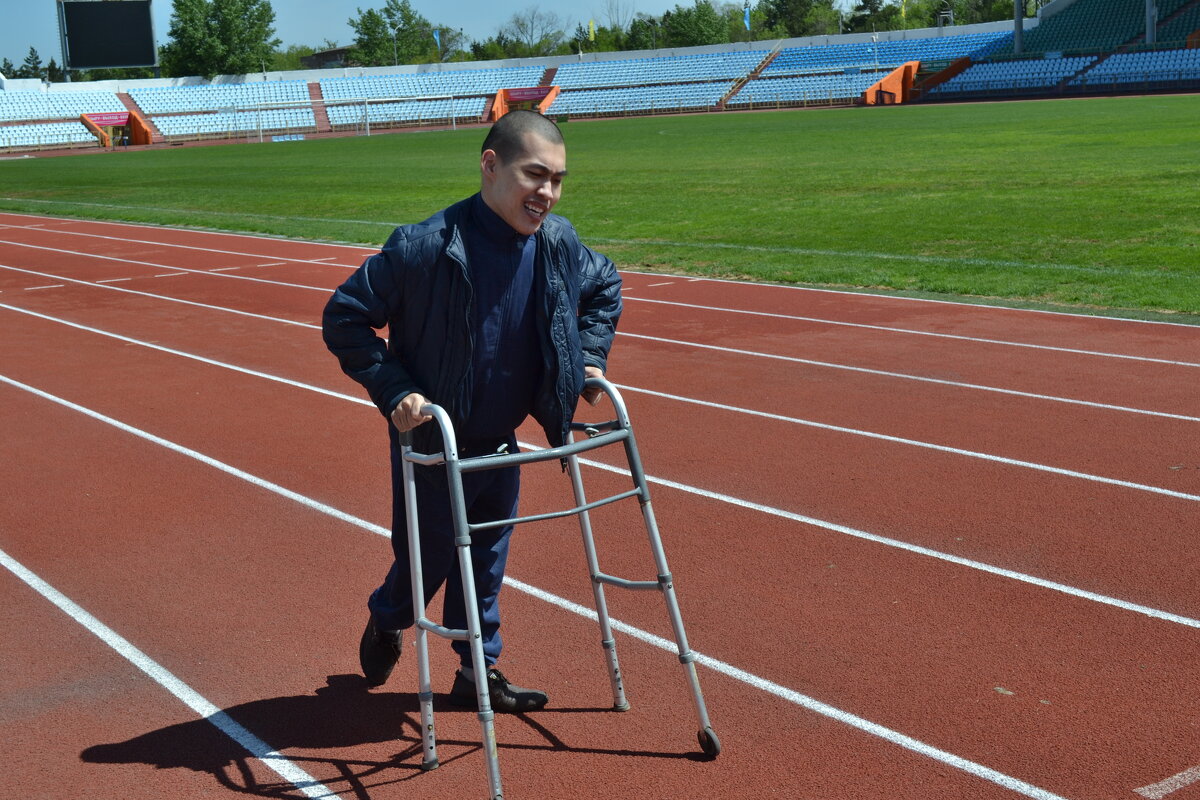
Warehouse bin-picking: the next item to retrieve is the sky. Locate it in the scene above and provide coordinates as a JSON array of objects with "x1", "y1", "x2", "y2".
[{"x1": 1, "y1": 0, "x2": 687, "y2": 69}]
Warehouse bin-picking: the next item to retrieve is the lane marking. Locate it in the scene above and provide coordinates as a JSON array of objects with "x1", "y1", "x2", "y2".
[
  {"x1": 23, "y1": 284, "x2": 64, "y2": 291},
  {"x1": 0, "y1": 238, "x2": 331, "y2": 292},
  {"x1": 0, "y1": 373, "x2": 1071, "y2": 800},
  {"x1": 594, "y1": 236, "x2": 1191, "y2": 281},
  {"x1": 0, "y1": 544, "x2": 339, "y2": 799},
  {"x1": 3, "y1": 298, "x2": 1192, "y2": 502},
  {"x1": 2, "y1": 306, "x2": 1197, "y2": 635},
  {"x1": 0, "y1": 264, "x2": 316, "y2": 329},
  {"x1": 210, "y1": 266, "x2": 243, "y2": 272},
  {"x1": 1136, "y1": 765, "x2": 1200, "y2": 799},
  {"x1": 1, "y1": 208, "x2": 1196, "y2": 332},
  {"x1": 621, "y1": 332, "x2": 1200, "y2": 423},
  {"x1": 623, "y1": 297, "x2": 1200, "y2": 368},
  {"x1": 256, "y1": 261, "x2": 288, "y2": 268},
  {"x1": 0, "y1": 222, "x2": 361, "y2": 269},
  {"x1": 647, "y1": 281, "x2": 674, "y2": 287},
  {"x1": 96, "y1": 277, "x2": 131, "y2": 283},
  {"x1": 620, "y1": 268, "x2": 1200, "y2": 329},
  {"x1": 621, "y1": 384, "x2": 1200, "y2": 502},
  {"x1": 153, "y1": 272, "x2": 187, "y2": 278}
]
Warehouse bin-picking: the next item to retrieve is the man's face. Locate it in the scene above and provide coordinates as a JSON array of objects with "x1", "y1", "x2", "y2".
[{"x1": 480, "y1": 131, "x2": 567, "y2": 236}]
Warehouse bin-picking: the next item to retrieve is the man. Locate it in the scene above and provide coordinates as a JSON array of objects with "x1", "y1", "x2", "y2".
[{"x1": 322, "y1": 110, "x2": 622, "y2": 712}]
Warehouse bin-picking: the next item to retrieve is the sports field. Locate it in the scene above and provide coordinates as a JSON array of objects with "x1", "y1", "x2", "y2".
[
  {"x1": 2, "y1": 92, "x2": 1200, "y2": 799},
  {"x1": 1, "y1": 93, "x2": 1197, "y2": 321}
]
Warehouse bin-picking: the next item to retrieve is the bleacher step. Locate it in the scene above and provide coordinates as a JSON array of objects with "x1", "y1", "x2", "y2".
[
  {"x1": 307, "y1": 82, "x2": 332, "y2": 133},
  {"x1": 116, "y1": 93, "x2": 163, "y2": 143}
]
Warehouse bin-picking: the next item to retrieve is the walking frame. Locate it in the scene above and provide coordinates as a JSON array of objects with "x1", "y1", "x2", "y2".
[{"x1": 399, "y1": 377, "x2": 720, "y2": 799}]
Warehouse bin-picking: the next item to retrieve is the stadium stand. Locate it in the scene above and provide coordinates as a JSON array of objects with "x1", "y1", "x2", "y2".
[
  {"x1": 0, "y1": 90, "x2": 126, "y2": 122},
  {"x1": 1069, "y1": 47, "x2": 1200, "y2": 85},
  {"x1": 326, "y1": 96, "x2": 488, "y2": 128},
  {"x1": 546, "y1": 81, "x2": 734, "y2": 115},
  {"x1": 1156, "y1": 2, "x2": 1200, "y2": 43},
  {"x1": 1005, "y1": 0, "x2": 1149, "y2": 53},
  {"x1": 0, "y1": 121, "x2": 98, "y2": 149},
  {"x1": 730, "y1": 70, "x2": 890, "y2": 106},
  {"x1": 552, "y1": 51, "x2": 766, "y2": 89},
  {"x1": 127, "y1": 80, "x2": 311, "y2": 114},
  {"x1": 927, "y1": 55, "x2": 1098, "y2": 95},
  {"x1": 763, "y1": 31, "x2": 1011, "y2": 75},
  {"x1": 318, "y1": 67, "x2": 544, "y2": 102}
]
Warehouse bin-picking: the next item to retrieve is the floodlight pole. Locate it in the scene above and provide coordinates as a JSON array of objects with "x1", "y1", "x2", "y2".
[
  {"x1": 391, "y1": 24, "x2": 402, "y2": 66},
  {"x1": 1013, "y1": 0, "x2": 1023, "y2": 54},
  {"x1": 1145, "y1": 0, "x2": 1157, "y2": 44}
]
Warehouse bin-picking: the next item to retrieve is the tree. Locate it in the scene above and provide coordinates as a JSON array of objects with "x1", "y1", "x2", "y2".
[
  {"x1": 17, "y1": 47, "x2": 46, "y2": 80},
  {"x1": 46, "y1": 58, "x2": 65, "y2": 83},
  {"x1": 625, "y1": 14, "x2": 663, "y2": 49},
  {"x1": 1, "y1": 57, "x2": 15, "y2": 78},
  {"x1": 661, "y1": 1, "x2": 727, "y2": 47},
  {"x1": 159, "y1": 0, "x2": 280, "y2": 79},
  {"x1": 271, "y1": 44, "x2": 315, "y2": 71},
  {"x1": 500, "y1": 7, "x2": 566, "y2": 57},
  {"x1": 348, "y1": 0, "x2": 446, "y2": 66}
]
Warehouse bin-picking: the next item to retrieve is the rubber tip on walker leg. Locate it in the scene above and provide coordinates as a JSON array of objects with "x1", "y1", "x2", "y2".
[
  {"x1": 420, "y1": 758, "x2": 440, "y2": 772},
  {"x1": 613, "y1": 701, "x2": 631, "y2": 712}
]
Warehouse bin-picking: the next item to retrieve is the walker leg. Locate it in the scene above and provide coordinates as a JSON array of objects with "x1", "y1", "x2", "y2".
[
  {"x1": 567, "y1": 452, "x2": 630, "y2": 711},
  {"x1": 624, "y1": 434, "x2": 719, "y2": 758},
  {"x1": 446, "y1": 463, "x2": 504, "y2": 799},
  {"x1": 402, "y1": 442, "x2": 440, "y2": 771}
]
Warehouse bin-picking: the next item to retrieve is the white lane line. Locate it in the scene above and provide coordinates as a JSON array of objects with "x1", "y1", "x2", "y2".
[
  {"x1": 620, "y1": 268, "x2": 1200, "y2": 329},
  {"x1": 210, "y1": 266, "x2": 243, "y2": 272},
  {"x1": 647, "y1": 281, "x2": 674, "y2": 287},
  {"x1": 2, "y1": 295, "x2": 1191, "y2": 502},
  {"x1": 0, "y1": 223, "x2": 361, "y2": 268},
  {"x1": 0, "y1": 544, "x2": 340, "y2": 800},
  {"x1": 256, "y1": 261, "x2": 288, "y2": 268},
  {"x1": 2, "y1": 304, "x2": 1197, "y2": 635},
  {"x1": 96, "y1": 277, "x2": 132, "y2": 283},
  {"x1": 0, "y1": 264, "x2": 316, "y2": 329},
  {"x1": 617, "y1": 384, "x2": 1200, "y2": 503},
  {"x1": 0, "y1": 373, "x2": 1071, "y2": 800},
  {"x1": 23, "y1": 284, "x2": 64, "y2": 291},
  {"x1": 507, "y1": 577, "x2": 1069, "y2": 800},
  {"x1": 623, "y1": 297, "x2": 1200, "y2": 369},
  {"x1": 1136, "y1": 765, "x2": 1200, "y2": 798},
  {"x1": 596, "y1": 236, "x2": 1184, "y2": 281},
  {"x1": 154, "y1": 272, "x2": 187, "y2": 278},
  {"x1": 0, "y1": 238, "x2": 331, "y2": 292},
  {"x1": 621, "y1": 332, "x2": 1200, "y2": 423}
]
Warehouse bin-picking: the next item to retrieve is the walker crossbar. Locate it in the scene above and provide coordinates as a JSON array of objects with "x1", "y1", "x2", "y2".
[{"x1": 399, "y1": 377, "x2": 719, "y2": 800}]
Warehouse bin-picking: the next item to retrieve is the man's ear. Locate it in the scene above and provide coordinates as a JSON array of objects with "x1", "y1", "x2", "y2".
[{"x1": 480, "y1": 148, "x2": 497, "y2": 179}]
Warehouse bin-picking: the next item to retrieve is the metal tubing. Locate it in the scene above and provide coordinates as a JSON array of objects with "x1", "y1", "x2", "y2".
[
  {"x1": 567, "y1": 449, "x2": 630, "y2": 711},
  {"x1": 401, "y1": 435, "x2": 439, "y2": 770}
]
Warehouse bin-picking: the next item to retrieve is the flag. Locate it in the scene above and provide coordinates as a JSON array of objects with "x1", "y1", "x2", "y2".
[
  {"x1": 743, "y1": 7, "x2": 751, "y2": 30},
  {"x1": 433, "y1": 29, "x2": 441, "y2": 50},
  {"x1": 588, "y1": 19, "x2": 596, "y2": 41},
  {"x1": 901, "y1": 0, "x2": 906, "y2": 18}
]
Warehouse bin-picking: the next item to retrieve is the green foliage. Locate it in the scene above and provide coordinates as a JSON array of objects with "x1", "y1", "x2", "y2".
[
  {"x1": 159, "y1": 0, "x2": 280, "y2": 79},
  {"x1": 661, "y1": 1, "x2": 728, "y2": 47},
  {"x1": 271, "y1": 44, "x2": 315, "y2": 72},
  {"x1": 1, "y1": 96, "x2": 1197, "y2": 318},
  {"x1": 348, "y1": 1, "x2": 462, "y2": 66},
  {"x1": 17, "y1": 47, "x2": 46, "y2": 80}
]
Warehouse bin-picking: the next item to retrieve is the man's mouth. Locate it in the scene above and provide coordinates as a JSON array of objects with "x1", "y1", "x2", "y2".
[{"x1": 523, "y1": 202, "x2": 547, "y2": 219}]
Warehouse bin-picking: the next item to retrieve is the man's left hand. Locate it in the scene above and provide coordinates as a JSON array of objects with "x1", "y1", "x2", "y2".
[{"x1": 581, "y1": 366, "x2": 604, "y2": 406}]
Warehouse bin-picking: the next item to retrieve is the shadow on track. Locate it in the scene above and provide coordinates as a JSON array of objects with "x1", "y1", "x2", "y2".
[{"x1": 81, "y1": 673, "x2": 701, "y2": 798}]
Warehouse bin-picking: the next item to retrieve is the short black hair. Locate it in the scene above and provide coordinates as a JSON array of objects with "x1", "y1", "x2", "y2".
[{"x1": 481, "y1": 109, "x2": 564, "y2": 161}]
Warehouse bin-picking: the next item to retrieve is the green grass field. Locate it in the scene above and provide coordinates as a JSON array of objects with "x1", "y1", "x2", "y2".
[{"x1": 2, "y1": 93, "x2": 1198, "y2": 321}]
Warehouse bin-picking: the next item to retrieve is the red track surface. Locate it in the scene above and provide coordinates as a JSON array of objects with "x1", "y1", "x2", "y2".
[{"x1": 2, "y1": 211, "x2": 1199, "y2": 800}]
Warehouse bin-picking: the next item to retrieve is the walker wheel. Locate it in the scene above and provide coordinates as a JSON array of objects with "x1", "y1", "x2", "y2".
[{"x1": 697, "y1": 727, "x2": 721, "y2": 759}]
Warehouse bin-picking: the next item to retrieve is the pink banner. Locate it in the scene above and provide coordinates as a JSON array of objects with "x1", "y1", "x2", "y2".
[
  {"x1": 84, "y1": 112, "x2": 130, "y2": 127},
  {"x1": 505, "y1": 87, "x2": 552, "y2": 102}
]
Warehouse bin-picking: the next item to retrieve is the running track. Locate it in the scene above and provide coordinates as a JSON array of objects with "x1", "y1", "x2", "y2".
[{"x1": 1, "y1": 211, "x2": 1198, "y2": 800}]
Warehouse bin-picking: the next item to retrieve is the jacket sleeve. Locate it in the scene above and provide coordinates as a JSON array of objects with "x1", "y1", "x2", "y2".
[
  {"x1": 321, "y1": 231, "x2": 422, "y2": 417},
  {"x1": 575, "y1": 240, "x2": 622, "y2": 373}
]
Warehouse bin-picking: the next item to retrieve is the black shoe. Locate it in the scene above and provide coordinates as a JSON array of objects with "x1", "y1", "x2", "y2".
[
  {"x1": 359, "y1": 617, "x2": 402, "y2": 687},
  {"x1": 448, "y1": 667, "x2": 548, "y2": 713}
]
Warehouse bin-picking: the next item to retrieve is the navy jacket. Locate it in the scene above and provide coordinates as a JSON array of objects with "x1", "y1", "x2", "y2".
[{"x1": 322, "y1": 195, "x2": 623, "y2": 453}]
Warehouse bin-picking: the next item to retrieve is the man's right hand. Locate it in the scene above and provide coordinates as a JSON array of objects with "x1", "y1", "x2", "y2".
[{"x1": 391, "y1": 393, "x2": 433, "y2": 432}]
